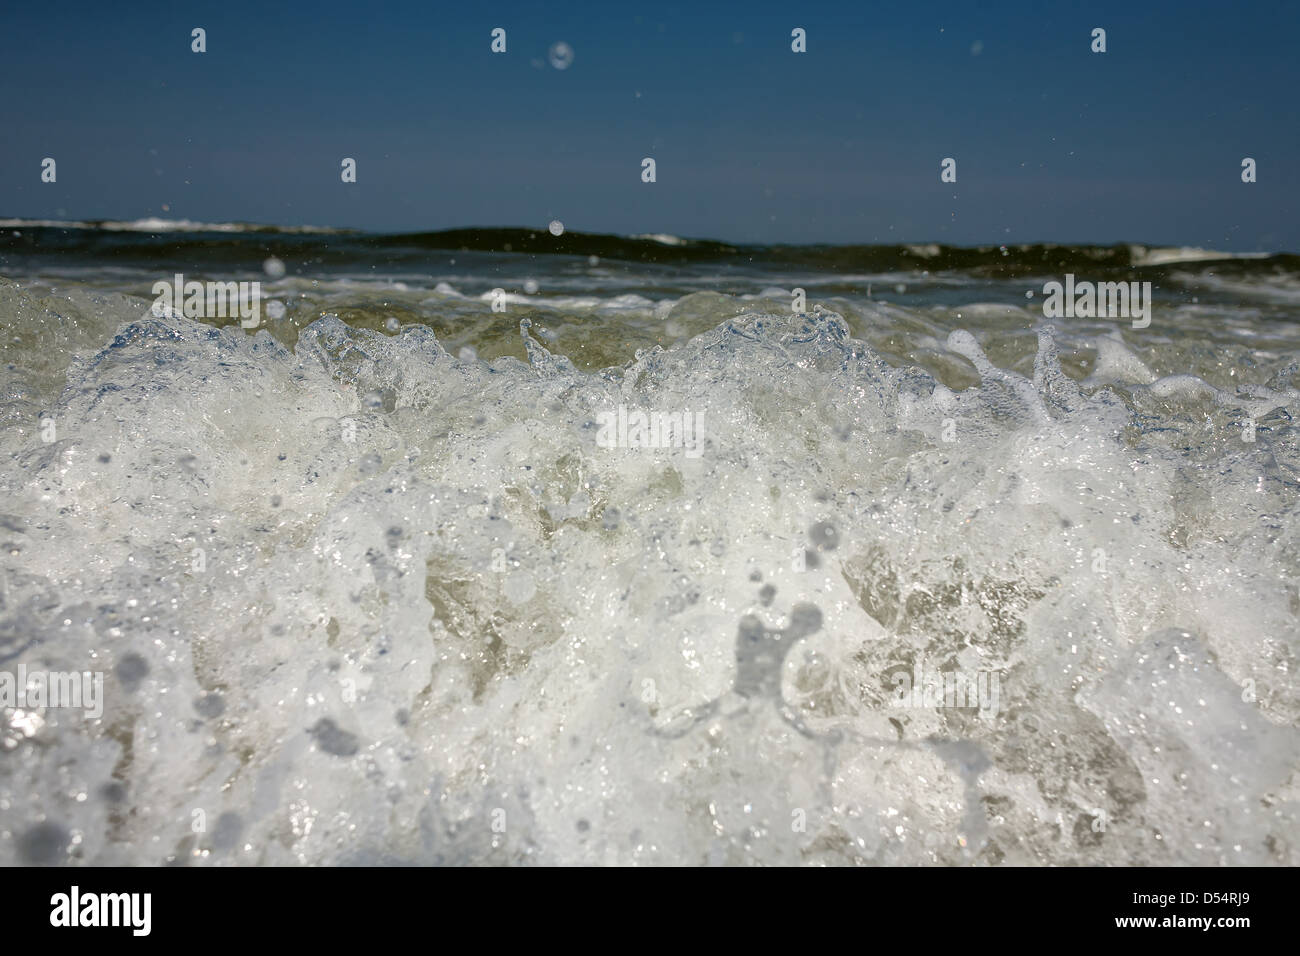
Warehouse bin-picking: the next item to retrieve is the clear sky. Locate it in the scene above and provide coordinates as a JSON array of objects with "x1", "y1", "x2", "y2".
[{"x1": 2, "y1": 0, "x2": 1296, "y2": 249}]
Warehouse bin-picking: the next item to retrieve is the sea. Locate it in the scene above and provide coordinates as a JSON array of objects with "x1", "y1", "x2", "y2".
[{"x1": 1, "y1": 218, "x2": 1297, "y2": 864}]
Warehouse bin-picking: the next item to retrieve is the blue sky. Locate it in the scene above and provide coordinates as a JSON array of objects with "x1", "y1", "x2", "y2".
[{"x1": 1, "y1": 0, "x2": 1296, "y2": 248}]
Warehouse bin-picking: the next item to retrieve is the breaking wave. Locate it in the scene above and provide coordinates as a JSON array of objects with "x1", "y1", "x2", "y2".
[{"x1": 1, "y1": 270, "x2": 1297, "y2": 865}]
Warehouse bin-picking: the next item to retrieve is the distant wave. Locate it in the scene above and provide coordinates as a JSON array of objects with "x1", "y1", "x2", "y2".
[
  {"x1": 0, "y1": 219, "x2": 1293, "y2": 277},
  {"x1": 1127, "y1": 244, "x2": 1272, "y2": 267},
  {"x1": 0, "y1": 217, "x2": 353, "y2": 235}
]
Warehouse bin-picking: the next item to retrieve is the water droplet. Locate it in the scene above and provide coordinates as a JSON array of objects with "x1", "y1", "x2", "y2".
[{"x1": 548, "y1": 42, "x2": 574, "y2": 70}]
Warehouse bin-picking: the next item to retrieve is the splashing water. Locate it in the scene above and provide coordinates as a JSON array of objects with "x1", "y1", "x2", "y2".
[{"x1": 0, "y1": 258, "x2": 1297, "y2": 865}]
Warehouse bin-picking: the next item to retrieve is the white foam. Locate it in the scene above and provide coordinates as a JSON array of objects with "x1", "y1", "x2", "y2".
[
  {"x1": 0, "y1": 217, "x2": 345, "y2": 234},
  {"x1": 1129, "y1": 244, "x2": 1270, "y2": 267},
  {"x1": 0, "y1": 286, "x2": 1296, "y2": 865}
]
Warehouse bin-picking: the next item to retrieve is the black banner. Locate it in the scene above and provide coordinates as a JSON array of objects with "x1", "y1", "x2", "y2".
[{"x1": 4, "y1": 866, "x2": 1284, "y2": 942}]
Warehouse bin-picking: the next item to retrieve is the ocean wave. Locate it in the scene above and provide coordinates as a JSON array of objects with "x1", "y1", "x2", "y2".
[
  {"x1": 0, "y1": 277, "x2": 1296, "y2": 865},
  {"x1": 0, "y1": 217, "x2": 352, "y2": 234},
  {"x1": 1128, "y1": 244, "x2": 1272, "y2": 267},
  {"x1": 3, "y1": 222, "x2": 1294, "y2": 282}
]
